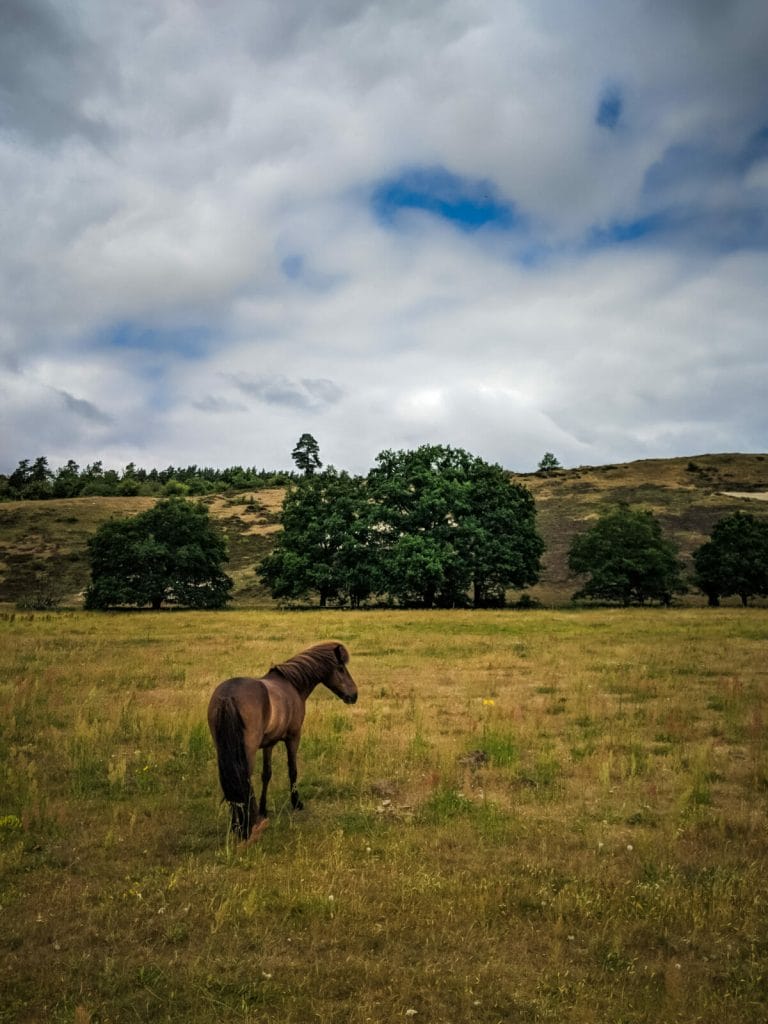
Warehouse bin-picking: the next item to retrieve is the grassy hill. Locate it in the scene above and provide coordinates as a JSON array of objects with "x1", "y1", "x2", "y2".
[
  {"x1": 1, "y1": 453, "x2": 767, "y2": 608},
  {"x1": 515, "y1": 453, "x2": 768, "y2": 605},
  {"x1": 0, "y1": 490, "x2": 285, "y2": 609}
]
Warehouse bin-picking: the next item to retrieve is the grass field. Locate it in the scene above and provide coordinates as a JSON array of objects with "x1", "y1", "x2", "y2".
[{"x1": 1, "y1": 609, "x2": 767, "y2": 1023}]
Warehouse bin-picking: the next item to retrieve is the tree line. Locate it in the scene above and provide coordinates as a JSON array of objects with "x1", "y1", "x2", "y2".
[
  {"x1": 81, "y1": 437, "x2": 768, "y2": 610},
  {"x1": 0, "y1": 456, "x2": 295, "y2": 501},
  {"x1": 86, "y1": 444, "x2": 544, "y2": 610},
  {"x1": 568, "y1": 504, "x2": 768, "y2": 607},
  {"x1": 2, "y1": 439, "x2": 562, "y2": 501}
]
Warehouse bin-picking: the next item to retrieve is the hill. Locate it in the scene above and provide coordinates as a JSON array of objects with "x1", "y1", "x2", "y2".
[
  {"x1": 0, "y1": 491, "x2": 285, "y2": 609},
  {"x1": 1, "y1": 453, "x2": 766, "y2": 608},
  {"x1": 513, "y1": 453, "x2": 768, "y2": 605}
]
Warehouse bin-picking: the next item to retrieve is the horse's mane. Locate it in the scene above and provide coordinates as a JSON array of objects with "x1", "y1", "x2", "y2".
[{"x1": 271, "y1": 642, "x2": 349, "y2": 689}]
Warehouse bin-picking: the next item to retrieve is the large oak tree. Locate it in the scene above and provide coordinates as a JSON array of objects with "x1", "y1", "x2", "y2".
[{"x1": 366, "y1": 445, "x2": 544, "y2": 608}]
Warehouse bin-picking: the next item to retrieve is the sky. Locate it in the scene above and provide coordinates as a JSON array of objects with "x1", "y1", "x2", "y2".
[{"x1": 2, "y1": 0, "x2": 767, "y2": 477}]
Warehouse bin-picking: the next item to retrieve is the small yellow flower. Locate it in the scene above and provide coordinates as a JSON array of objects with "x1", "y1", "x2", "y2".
[{"x1": 482, "y1": 698, "x2": 495, "y2": 706}]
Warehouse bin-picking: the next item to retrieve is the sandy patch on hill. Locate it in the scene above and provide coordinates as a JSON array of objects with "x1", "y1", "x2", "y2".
[{"x1": 721, "y1": 491, "x2": 768, "y2": 502}]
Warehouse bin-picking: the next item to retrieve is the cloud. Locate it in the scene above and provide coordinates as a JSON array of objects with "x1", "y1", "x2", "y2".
[
  {"x1": 192, "y1": 395, "x2": 248, "y2": 415},
  {"x1": 57, "y1": 389, "x2": 112, "y2": 425},
  {"x1": 231, "y1": 375, "x2": 344, "y2": 411},
  {"x1": 1, "y1": 1, "x2": 767, "y2": 477},
  {"x1": 100, "y1": 321, "x2": 213, "y2": 359},
  {"x1": 0, "y1": 0, "x2": 112, "y2": 145}
]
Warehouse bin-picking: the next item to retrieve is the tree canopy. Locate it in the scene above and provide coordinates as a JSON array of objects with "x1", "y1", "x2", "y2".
[
  {"x1": 693, "y1": 511, "x2": 768, "y2": 606},
  {"x1": 568, "y1": 504, "x2": 685, "y2": 606},
  {"x1": 259, "y1": 468, "x2": 372, "y2": 607},
  {"x1": 85, "y1": 498, "x2": 233, "y2": 609},
  {"x1": 261, "y1": 444, "x2": 544, "y2": 609},
  {"x1": 366, "y1": 445, "x2": 543, "y2": 608},
  {"x1": 1, "y1": 455, "x2": 294, "y2": 501}
]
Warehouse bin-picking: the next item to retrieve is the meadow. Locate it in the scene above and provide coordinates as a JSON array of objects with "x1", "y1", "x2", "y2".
[{"x1": 1, "y1": 608, "x2": 767, "y2": 1023}]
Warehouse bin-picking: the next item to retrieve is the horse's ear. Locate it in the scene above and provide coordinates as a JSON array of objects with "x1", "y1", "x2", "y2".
[{"x1": 335, "y1": 643, "x2": 348, "y2": 665}]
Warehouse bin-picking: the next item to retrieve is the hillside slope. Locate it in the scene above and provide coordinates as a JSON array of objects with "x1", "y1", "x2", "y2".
[
  {"x1": 514, "y1": 453, "x2": 768, "y2": 605},
  {"x1": 1, "y1": 453, "x2": 766, "y2": 608},
  {"x1": 0, "y1": 490, "x2": 285, "y2": 609}
]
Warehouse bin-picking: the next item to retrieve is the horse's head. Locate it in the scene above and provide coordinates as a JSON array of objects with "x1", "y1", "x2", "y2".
[{"x1": 325, "y1": 643, "x2": 358, "y2": 705}]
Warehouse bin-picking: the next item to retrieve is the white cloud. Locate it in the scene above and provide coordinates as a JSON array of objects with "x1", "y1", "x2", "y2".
[{"x1": 2, "y1": 0, "x2": 767, "y2": 476}]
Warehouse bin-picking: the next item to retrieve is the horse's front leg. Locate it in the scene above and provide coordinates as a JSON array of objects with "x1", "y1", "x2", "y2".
[
  {"x1": 286, "y1": 735, "x2": 304, "y2": 810},
  {"x1": 258, "y1": 746, "x2": 273, "y2": 820}
]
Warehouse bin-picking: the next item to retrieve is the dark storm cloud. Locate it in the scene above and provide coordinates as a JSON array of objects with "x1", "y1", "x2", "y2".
[{"x1": 0, "y1": 0, "x2": 112, "y2": 145}]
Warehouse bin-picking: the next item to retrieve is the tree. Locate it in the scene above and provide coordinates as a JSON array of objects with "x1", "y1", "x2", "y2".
[
  {"x1": 85, "y1": 497, "x2": 233, "y2": 609},
  {"x1": 52, "y1": 460, "x2": 82, "y2": 498},
  {"x1": 367, "y1": 445, "x2": 543, "y2": 608},
  {"x1": 7, "y1": 457, "x2": 53, "y2": 499},
  {"x1": 568, "y1": 504, "x2": 685, "y2": 606},
  {"x1": 259, "y1": 468, "x2": 373, "y2": 607},
  {"x1": 366, "y1": 445, "x2": 470, "y2": 608},
  {"x1": 462, "y1": 457, "x2": 545, "y2": 607},
  {"x1": 693, "y1": 512, "x2": 768, "y2": 606},
  {"x1": 538, "y1": 452, "x2": 562, "y2": 474},
  {"x1": 291, "y1": 433, "x2": 323, "y2": 476}
]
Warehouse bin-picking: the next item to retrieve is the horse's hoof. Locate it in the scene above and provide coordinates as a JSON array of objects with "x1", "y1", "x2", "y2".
[{"x1": 246, "y1": 818, "x2": 269, "y2": 844}]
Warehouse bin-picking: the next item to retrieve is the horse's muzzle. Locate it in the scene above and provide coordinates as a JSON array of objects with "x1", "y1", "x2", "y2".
[{"x1": 343, "y1": 693, "x2": 358, "y2": 705}]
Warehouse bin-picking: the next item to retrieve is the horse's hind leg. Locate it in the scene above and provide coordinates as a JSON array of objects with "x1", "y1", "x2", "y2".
[
  {"x1": 232, "y1": 791, "x2": 258, "y2": 840},
  {"x1": 238, "y1": 747, "x2": 271, "y2": 843},
  {"x1": 286, "y1": 735, "x2": 304, "y2": 810}
]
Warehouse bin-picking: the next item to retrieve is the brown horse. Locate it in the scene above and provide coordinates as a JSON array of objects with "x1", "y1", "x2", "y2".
[{"x1": 207, "y1": 642, "x2": 358, "y2": 841}]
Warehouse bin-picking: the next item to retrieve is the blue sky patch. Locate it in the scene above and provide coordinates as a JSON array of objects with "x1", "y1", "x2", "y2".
[
  {"x1": 586, "y1": 203, "x2": 768, "y2": 253},
  {"x1": 371, "y1": 166, "x2": 518, "y2": 232},
  {"x1": 644, "y1": 142, "x2": 735, "y2": 195},
  {"x1": 102, "y1": 320, "x2": 211, "y2": 358},
  {"x1": 281, "y1": 254, "x2": 304, "y2": 279},
  {"x1": 588, "y1": 213, "x2": 666, "y2": 246},
  {"x1": 596, "y1": 86, "x2": 623, "y2": 130},
  {"x1": 644, "y1": 125, "x2": 768, "y2": 200},
  {"x1": 280, "y1": 253, "x2": 343, "y2": 291},
  {"x1": 741, "y1": 124, "x2": 768, "y2": 172}
]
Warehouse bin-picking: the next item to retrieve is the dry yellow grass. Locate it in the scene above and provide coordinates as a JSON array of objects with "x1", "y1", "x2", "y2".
[{"x1": 1, "y1": 608, "x2": 767, "y2": 1022}]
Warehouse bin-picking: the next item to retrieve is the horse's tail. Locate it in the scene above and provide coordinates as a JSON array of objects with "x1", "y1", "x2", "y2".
[{"x1": 210, "y1": 696, "x2": 255, "y2": 839}]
